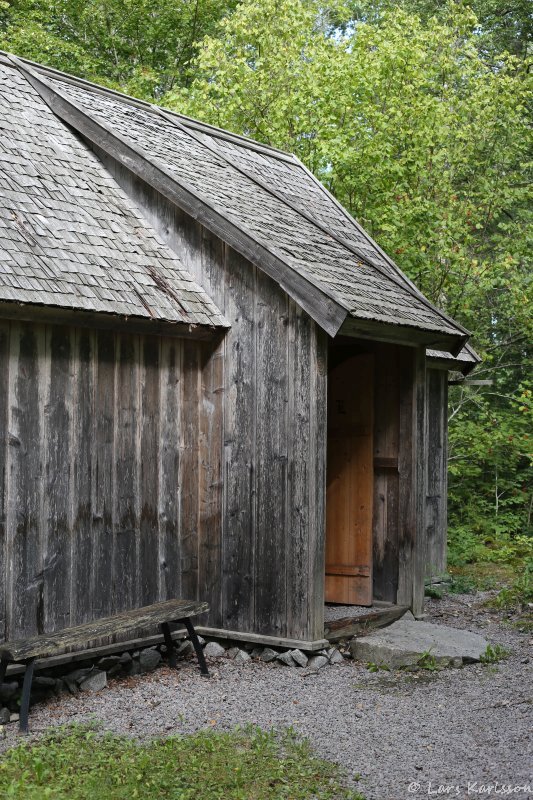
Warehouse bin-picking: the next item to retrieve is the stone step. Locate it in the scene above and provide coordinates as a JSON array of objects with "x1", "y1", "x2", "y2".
[{"x1": 350, "y1": 619, "x2": 489, "y2": 668}]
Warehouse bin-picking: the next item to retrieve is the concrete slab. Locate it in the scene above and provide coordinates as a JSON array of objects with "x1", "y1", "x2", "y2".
[{"x1": 350, "y1": 619, "x2": 489, "y2": 668}]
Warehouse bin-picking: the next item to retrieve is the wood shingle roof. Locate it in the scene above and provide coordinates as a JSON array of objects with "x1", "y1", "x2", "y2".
[
  {"x1": 0, "y1": 59, "x2": 227, "y2": 333},
  {"x1": 1, "y1": 53, "x2": 470, "y2": 354}
]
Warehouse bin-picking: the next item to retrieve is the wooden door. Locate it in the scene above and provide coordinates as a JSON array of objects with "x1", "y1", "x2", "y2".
[{"x1": 325, "y1": 354, "x2": 374, "y2": 605}]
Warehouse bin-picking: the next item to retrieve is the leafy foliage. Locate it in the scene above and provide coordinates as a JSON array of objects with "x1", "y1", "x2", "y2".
[
  {"x1": 0, "y1": 724, "x2": 362, "y2": 799},
  {"x1": 175, "y1": 0, "x2": 532, "y2": 569},
  {"x1": 0, "y1": 0, "x2": 236, "y2": 98},
  {"x1": 176, "y1": 0, "x2": 531, "y2": 320}
]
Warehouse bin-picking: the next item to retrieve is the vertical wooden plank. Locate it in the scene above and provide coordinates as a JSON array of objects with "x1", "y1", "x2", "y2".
[
  {"x1": 200, "y1": 226, "x2": 226, "y2": 310},
  {"x1": 425, "y1": 369, "x2": 448, "y2": 579},
  {"x1": 92, "y1": 330, "x2": 115, "y2": 618},
  {"x1": 372, "y1": 344, "x2": 400, "y2": 602},
  {"x1": 139, "y1": 336, "x2": 161, "y2": 606},
  {"x1": 412, "y1": 347, "x2": 427, "y2": 616},
  {"x1": 222, "y1": 248, "x2": 256, "y2": 632},
  {"x1": 43, "y1": 325, "x2": 72, "y2": 632},
  {"x1": 254, "y1": 271, "x2": 289, "y2": 637},
  {"x1": 397, "y1": 347, "x2": 416, "y2": 608},
  {"x1": 286, "y1": 302, "x2": 311, "y2": 640},
  {"x1": 0, "y1": 323, "x2": 9, "y2": 641},
  {"x1": 198, "y1": 340, "x2": 224, "y2": 626},
  {"x1": 114, "y1": 333, "x2": 139, "y2": 612},
  {"x1": 308, "y1": 326, "x2": 327, "y2": 640},
  {"x1": 197, "y1": 227, "x2": 225, "y2": 626},
  {"x1": 397, "y1": 346, "x2": 427, "y2": 614},
  {"x1": 180, "y1": 340, "x2": 200, "y2": 600},
  {"x1": 159, "y1": 339, "x2": 182, "y2": 600},
  {"x1": 441, "y1": 377, "x2": 448, "y2": 573},
  {"x1": 71, "y1": 329, "x2": 95, "y2": 624},
  {"x1": 6, "y1": 324, "x2": 44, "y2": 638}
]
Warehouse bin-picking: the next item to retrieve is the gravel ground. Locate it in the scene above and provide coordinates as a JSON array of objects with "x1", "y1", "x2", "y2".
[
  {"x1": 1, "y1": 593, "x2": 531, "y2": 800},
  {"x1": 325, "y1": 604, "x2": 382, "y2": 621}
]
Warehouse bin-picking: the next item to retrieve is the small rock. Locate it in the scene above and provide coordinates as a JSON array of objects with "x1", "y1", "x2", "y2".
[
  {"x1": 65, "y1": 668, "x2": 93, "y2": 685},
  {"x1": 176, "y1": 640, "x2": 194, "y2": 657},
  {"x1": 98, "y1": 655, "x2": 121, "y2": 671},
  {"x1": 290, "y1": 649, "x2": 308, "y2": 667},
  {"x1": 226, "y1": 647, "x2": 240, "y2": 659},
  {"x1": 107, "y1": 664, "x2": 123, "y2": 678},
  {"x1": 0, "y1": 682, "x2": 18, "y2": 703},
  {"x1": 63, "y1": 677, "x2": 79, "y2": 695},
  {"x1": 119, "y1": 652, "x2": 132, "y2": 665},
  {"x1": 128, "y1": 660, "x2": 141, "y2": 677},
  {"x1": 9, "y1": 713, "x2": 19, "y2": 724},
  {"x1": 139, "y1": 649, "x2": 162, "y2": 672},
  {"x1": 328, "y1": 649, "x2": 344, "y2": 665},
  {"x1": 233, "y1": 649, "x2": 251, "y2": 664},
  {"x1": 308, "y1": 655, "x2": 328, "y2": 670},
  {"x1": 79, "y1": 670, "x2": 107, "y2": 692},
  {"x1": 0, "y1": 708, "x2": 10, "y2": 724},
  {"x1": 260, "y1": 647, "x2": 278, "y2": 663},
  {"x1": 204, "y1": 641, "x2": 226, "y2": 658},
  {"x1": 197, "y1": 636, "x2": 206, "y2": 647},
  {"x1": 33, "y1": 676, "x2": 57, "y2": 689},
  {"x1": 251, "y1": 647, "x2": 264, "y2": 659},
  {"x1": 277, "y1": 651, "x2": 296, "y2": 666}
]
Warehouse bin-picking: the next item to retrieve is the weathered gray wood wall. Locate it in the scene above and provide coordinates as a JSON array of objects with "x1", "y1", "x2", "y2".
[
  {"x1": 0, "y1": 321, "x2": 222, "y2": 642},
  {"x1": 425, "y1": 368, "x2": 448, "y2": 580},
  {"x1": 95, "y1": 148, "x2": 329, "y2": 643}
]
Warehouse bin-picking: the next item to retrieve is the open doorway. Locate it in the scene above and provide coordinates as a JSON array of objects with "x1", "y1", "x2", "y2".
[{"x1": 325, "y1": 353, "x2": 374, "y2": 606}]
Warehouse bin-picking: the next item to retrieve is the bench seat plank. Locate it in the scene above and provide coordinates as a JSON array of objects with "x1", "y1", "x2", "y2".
[{"x1": 0, "y1": 599, "x2": 208, "y2": 661}]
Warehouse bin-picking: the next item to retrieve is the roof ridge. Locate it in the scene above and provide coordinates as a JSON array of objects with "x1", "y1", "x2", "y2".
[
  {"x1": 156, "y1": 107, "x2": 364, "y2": 313},
  {"x1": 181, "y1": 119, "x2": 468, "y2": 342},
  {"x1": 0, "y1": 50, "x2": 293, "y2": 162},
  {"x1": 163, "y1": 109, "x2": 442, "y2": 321}
]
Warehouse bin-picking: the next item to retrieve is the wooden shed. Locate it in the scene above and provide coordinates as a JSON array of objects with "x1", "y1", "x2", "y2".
[{"x1": 0, "y1": 53, "x2": 478, "y2": 651}]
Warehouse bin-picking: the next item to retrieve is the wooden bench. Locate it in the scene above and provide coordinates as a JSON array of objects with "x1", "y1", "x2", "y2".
[{"x1": 0, "y1": 599, "x2": 210, "y2": 733}]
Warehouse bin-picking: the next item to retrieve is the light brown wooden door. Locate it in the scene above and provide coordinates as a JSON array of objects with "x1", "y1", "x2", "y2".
[{"x1": 325, "y1": 354, "x2": 374, "y2": 605}]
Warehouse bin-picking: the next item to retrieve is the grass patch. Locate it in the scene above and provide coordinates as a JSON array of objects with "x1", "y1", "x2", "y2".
[
  {"x1": 0, "y1": 723, "x2": 363, "y2": 800},
  {"x1": 447, "y1": 563, "x2": 515, "y2": 593},
  {"x1": 479, "y1": 644, "x2": 510, "y2": 664}
]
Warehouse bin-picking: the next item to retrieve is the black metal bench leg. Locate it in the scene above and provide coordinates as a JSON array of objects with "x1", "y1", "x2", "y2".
[
  {"x1": 161, "y1": 622, "x2": 177, "y2": 669},
  {"x1": 178, "y1": 618, "x2": 209, "y2": 677},
  {"x1": 0, "y1": 655, "x2": 9, "y2": 684},
  {"x1": 19, "y1": 658, "x2": 35, "y2": 734}
]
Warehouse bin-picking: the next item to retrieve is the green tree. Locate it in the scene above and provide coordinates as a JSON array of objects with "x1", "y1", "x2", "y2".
[
  {"x1": 347, "y1": 0, "x2": 532, "y2": 60},
  {"x1": 176, "y1": 0, "x2": 530, "y2": 325},
  {"x1": 175, "y1": 0, "x2": 532, "y2": 549},
  {"x1": 0, "y1": 0, "x2": 237, "y2": 98}
]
